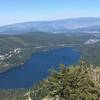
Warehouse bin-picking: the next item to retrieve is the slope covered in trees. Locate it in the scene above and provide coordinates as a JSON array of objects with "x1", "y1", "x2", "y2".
[
  {"x1": 24, "y1": 60, "x2": 100, "y2": 100},
  {"x1": 0, "y1": 33, "x2": 87, "y2": 73}
]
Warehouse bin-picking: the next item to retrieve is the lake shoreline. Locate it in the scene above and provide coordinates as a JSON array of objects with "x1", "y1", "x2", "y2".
[
  {"x1": 0, "y1": 46, "x2": 78, "y2": 74},
  {"x1": 0, "y1": 47, "x2": 80, "y2": 88}
]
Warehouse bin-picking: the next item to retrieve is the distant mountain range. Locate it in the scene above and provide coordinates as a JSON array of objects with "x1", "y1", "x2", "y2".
[{"x1": 0, "y1": 17, "x2": 100, "y2": 34}]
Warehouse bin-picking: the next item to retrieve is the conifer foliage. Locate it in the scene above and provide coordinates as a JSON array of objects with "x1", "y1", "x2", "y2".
[{"x1": 25, "y1": 61, "x2": 100, "y2": 100}]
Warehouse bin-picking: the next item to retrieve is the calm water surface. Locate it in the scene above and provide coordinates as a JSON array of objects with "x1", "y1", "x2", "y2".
[{"x1": 0, "y1": 47, "x2": 80, "y2": 88}]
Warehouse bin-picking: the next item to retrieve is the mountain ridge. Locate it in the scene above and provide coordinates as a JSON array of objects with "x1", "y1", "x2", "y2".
[{"x1": 0, "y1": 17, "x2": 100, "y2": 34}]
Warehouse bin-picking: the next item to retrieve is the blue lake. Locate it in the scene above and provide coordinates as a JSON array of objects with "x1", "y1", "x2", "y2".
[{"x1": 0, "y1": 47, "x2": 80, "y2": 88}]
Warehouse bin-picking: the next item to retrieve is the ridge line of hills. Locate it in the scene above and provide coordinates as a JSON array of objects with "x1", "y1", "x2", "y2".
[{"x1": 0, "y1": 17, "x2": 100, "y2": 35}]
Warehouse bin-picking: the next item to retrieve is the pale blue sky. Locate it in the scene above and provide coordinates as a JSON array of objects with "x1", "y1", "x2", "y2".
[{"x1": 0, "y1": 0, "x2": 100, "y2": 25}]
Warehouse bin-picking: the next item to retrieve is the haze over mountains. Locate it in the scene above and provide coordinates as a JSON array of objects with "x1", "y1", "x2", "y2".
[{"x1": 0, "y1": 17, "x2": 100, "y2": 34}]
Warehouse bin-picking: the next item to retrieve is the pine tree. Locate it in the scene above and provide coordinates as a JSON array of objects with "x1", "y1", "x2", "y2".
[
  {"x1": 24, "y1": 60, "x2": 100, "y2": 100},
  {"x1": 44, "y1": 61, "x2": 100, "y2": 100}
]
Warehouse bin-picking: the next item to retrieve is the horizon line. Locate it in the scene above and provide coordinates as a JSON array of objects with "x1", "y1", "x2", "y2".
[{"x1": 0, "y1": 16, "x2": 100, "y2": 27}]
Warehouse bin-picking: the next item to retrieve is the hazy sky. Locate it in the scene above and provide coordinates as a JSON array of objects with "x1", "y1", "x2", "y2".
[{"x1": 0, "y1": 0, "x2": 100, "y2": 25}]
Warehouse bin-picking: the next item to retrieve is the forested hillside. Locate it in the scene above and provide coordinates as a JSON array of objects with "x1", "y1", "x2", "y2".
[
  {"x1": 23, "y1": 60, "x2": 100, "y2": 100},
  {"x1": 1, "y1": 32, "x2": 100, "y2": 73},
  {"x1": 0, "y1": 33, "x2": 90, "y2": 73}
]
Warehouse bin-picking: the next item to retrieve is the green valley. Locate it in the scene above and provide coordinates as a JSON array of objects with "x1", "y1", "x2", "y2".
[{"x1": 0, "y1": 32, "x2": 100, "y2": 73}]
